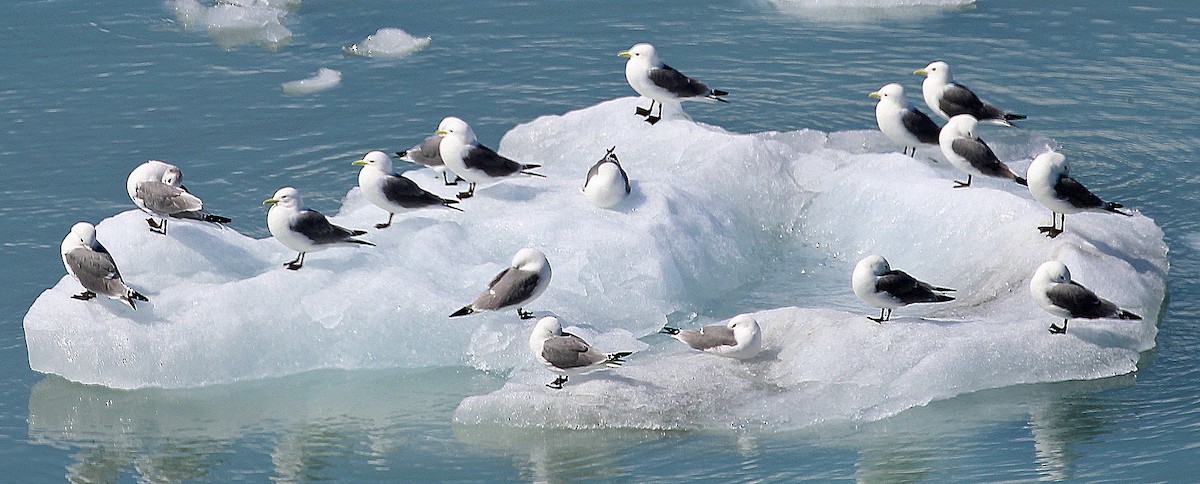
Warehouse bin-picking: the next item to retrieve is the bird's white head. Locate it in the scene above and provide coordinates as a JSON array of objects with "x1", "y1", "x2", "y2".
[
  {"x1": 435, "y1": 116, "x2": 475, "y2": 144},
  {"x1": 869, "y1": 83, "x2": 906, "y2": 103},
  {"x1": 857, "y1": 254, "x2": 892, "y2": 277},
  {"x1": 944, "y1": 114, "x2": 979, "y2": 138},
  {"x1": 161, "y1": 166, "x2": 184, "y2": 187},
  {"x1": 264, "y1": 186, "x2": 303, "y2": 209},
  {"x1": 728, "y1": 314, "x2": 760, "y2": 333},
  {"x1": 618, "y1": 43, "x2": 658, "y2": 64},
  {"x1": 511, "y1": 248, "x2": 549, "y2": 272},
  {"x1": 1034, "y1": 260, "x2": 1072, "y2": 285},
  {"x1": 352, "y1": 150, "x2": 394, "y2": 173},
  {"x1": 1032, "y1": 151, "x2": 1069, "y2": 176},
  {"x1": 68, "y1": 222, "x2": 97, "y2": 246},
  {"x1": 532, "y1": 316, "x2": 563, "y2": 340},
  {"x1": 915, "y1": 60, "x2": 952, "y2": 83}
]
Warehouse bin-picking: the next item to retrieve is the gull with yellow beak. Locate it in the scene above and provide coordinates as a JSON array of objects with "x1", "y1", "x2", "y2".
[
  {"x1": 436, "y1": 116, "x2": 543, "y2": 199},
  {"x1": 264, "y1": 187, "x2": 374, "y2": 270},
  {"x1": 618, "y1": 42, "x2": 728, "y2": 124},
  {"x1": 869, "y1": 83, "x2": 941, "y2": 157},
  {"x1": 352, "y1": 150, "x2": 461, "y2": 229},
  {"x1": 915, "y1": 60, "x2": 1025, "y2": 126}
]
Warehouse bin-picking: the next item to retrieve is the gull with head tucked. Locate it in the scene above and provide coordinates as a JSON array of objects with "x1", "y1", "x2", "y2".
[
  {"x1": 436, "y1": 117, "x2": 544, "y2": 199},
  {"x1": 618, "y1": 42, "x2": 728, "y2": 125},
  {"x1": 939, "y1": 114, "x2": 1028, "y2": 188},
  {"x1": 131, "y1": 163, "x2": 231, "y2": 235},
  {"x1": 396, "y1": 133, "x2": 462, "y2": 186},
  {"x1": 60, "y1": 222, "x2": 149, "y2": 309},
  {"x1": 582, "y1": 147, "x2": 631, "y2": 208},
  {"x1": 451, "y1": 248, "x2": 552, "y2": 320},
  {"x1": 660, "y1": 314, "x2": 762, "y2": 359},
  {"x1": 529, "y1": 316, "x2": 634, "y2": 389},
  {"x1": 264, "y1": 187, "x2": 374, "y2": 270},
  {"x1": 1026, "y1": 151, "x2": 1130, "y2": 238},
  {"x1": 1030, "y1": 260, "x2": 1141, "y2": 334}
]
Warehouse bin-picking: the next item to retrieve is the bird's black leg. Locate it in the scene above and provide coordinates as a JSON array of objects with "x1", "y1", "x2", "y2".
[
  {"x1": 635, "y1": 100, "x2": 653, "y2": 117},
  {"x1": 868, "y1": 308, "x2": 886, "y2": 323},
  {"x1": 646, "y1": 101, "x2": 662, "y2": 125},
  {"x1": 457, "y1": 183, "x2": 476, "y2": 200},
  {"x1": 71, "y1": 290, "x2": 97, "y2": 301},
  {"x1": 147, "y1": 218, "x2": 167, "y2": 235},
  {"x1": 1039, "y1": 212, "x2": 1063, "y2": 238},
  {"x1": 953, "y1": 175, "x2": 972, "y2": 188},
  {"x1": 546, "y1": 375, "x2": 568, "y2": 389},
  {"x1": 375, "y1": 213, "x2": 394, "y2": 229},
  {"x1": 1049, "y1": 319, "x2": 1068, "y2": 334},
  {"x1": 517, "y1": 307, "x2": 535, "y2": 320},
  {"x1": 285, "y1": 252, "x2": 305, "y2": 270},
  {"x1": 442, "y1": 172, "x2": 460, "y2": 186}
]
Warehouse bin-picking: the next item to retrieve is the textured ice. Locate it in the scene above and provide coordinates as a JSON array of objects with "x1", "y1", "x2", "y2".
[
  {"x1": 281, "y1": 67, "x2": 341, "y2": 94},
  {"x1": 344, "y1": 28, "x2": 431, "y2": 58},
  {"x1": 766, "y1": 0, "x2": 975, "y2": 22},
  {"x1": 171, "y1": 0, "x2": 297, "y2": 51},
  {"x1": 25, "y1": 99, "x2": 1166, "y2": 432}
]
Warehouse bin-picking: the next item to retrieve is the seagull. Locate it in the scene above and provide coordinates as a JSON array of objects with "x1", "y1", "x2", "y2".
[
  {"x1": 869, "y1": 83, "x2": 941, "y2": 157},
  {"x1": 126, "y1": 160, "x2": 178, "y2": 232},
  {"x1": 915, "y1": 60, "x2": 1025, "y2": 126},
  {"x1": 582, "y1": 147, "x2": 631, "y2": 208},
  {"x1": 352, "y1": 150, "x2": 461, "y2": 229},
  {"x1": 529, "y1": 316, "x2": 633, "y2": 389},
  {"x1": 395, "y1": 133, "x2": 463, "y2": 186},
  {"x1": 852, "y1": 255, "x2": 954, "y2": 322},
  {"x1": 451, "y1": 248, "x2": 551, "y2": 319},
  {"x1": 660, "y1": 314, "x2": 763, "y2": 359},
  {"x1": 1026, "y1": 151, "x2": 1131, "y2": 238},
  {"x1": 435, "y1": 117, "x2": 544, "y2": 199},
  {"x1": 132, "y1": 164, "x2": 231, "y2": 235},
  {"x1": 60, "y1": 222, "x2": 149, "y2": 309},
  {"x1": 1030, "y1": 260, "x2": 1141, "y2": 334},
  {"x1": 263, "y1": 187, "x2": 374, "y2": 270},
  {"x1": 939, "y1": 114, "x2": 1028, "y2": 188},
  {"x1": 618, "y1": 42, "x2": 728, "y2": 124}
]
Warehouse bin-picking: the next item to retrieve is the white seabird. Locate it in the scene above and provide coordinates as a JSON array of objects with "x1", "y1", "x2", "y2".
[
  {"x1": 126, "y1": 160, "x2": 176, "y2": 232},
  {"x1": 529, "y1": 316, "x2": 633, "y2": 389},
  {"x1": 396, "y1": 133, "x2": 462, "y2": 186},
  {"x1": 869, "y1": 83, "x2": 941, "y2": 157},
  {"x1": 852, "y1": 255, "x2": 954, "y2": 322},
  {"x1": 618, "y1": 42, "x2": 728, "y2": 124},
  {"x1": 939, "y1": 114, "x2": 1028, "y2": 188},
  {"x1": 435, "y1": 117, "x2": 544, "y2": 199},
  {"x1": 915, "y1": 60, "x2": 1025, "y2": 126},
  {"x1": 660, "y1": 314, "x2": 763, "y2": 359},
  {"x1": 132, "y1": 164, "x2": 231, "y2": 235},
  {"x1": 352, "y1": 150, "x2": 461, "y2": 229},
  {"x1": 1030, "y1": 260, "x2": 1141, "y2": 334},
  {"x1": 450, "y1": 248, "x2": 552, "y2": 319},
  {"x1": 581, "y1": 147, "x2": 631, "y2": 208},
  {"x1": 1026, "y1": 151, "x2": 1131, "y2": 238},
  {"x1": 263, "y1": 187, "x2": 374, "y2": 270},
  {"x1": 60, "y1": 222, "x2": 149, "y2": 309}
]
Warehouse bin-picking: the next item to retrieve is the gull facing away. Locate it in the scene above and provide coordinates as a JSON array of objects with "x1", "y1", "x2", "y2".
[
  {"x1": 869, "y1": 83, "x2": 941, "y2": 157},
  {"x1": 915, "y1": 60, "x2": 1025, "y2": 126},
  {"x1": 396, "y1": 133, "x2": 463, "y2": 186},
  {"x1": 352, "y1": 150, "x2": 461, "y2": 229},
  {"x1": 529, "y1": 316, "x2": 633, "y2": 389},
  {"x1": 60, "y1": 222, "x2": 149, "y2": 309},
  {"x1": 939, "y1": 114, "x2": 1028, "y2": 188},
  {"x1": 582, "y1": 147, "x2": 630, "y2": 208},
  {"x1": 436, "y1": 117, "x2": 544, "y2": 199},
  {"x1": 264, "y1": 187, "x2": 374, "y2": 270},
  {"x1": 618, "y1": 42, "x2": 728, "y2": 125},
  {"x1": 1030, "y1": 261, "x2": 1141, "y2": 334},
  {"x1": 660, "y1": 314, "x2": 762, "y2": 359},
  {"x1": 852, "y1": 255, "x2": 954, "y2": 322},
  {"x1": 451, "y1": 248, "x2": 551, "y2": 319},
  {"x1": 131, "y1": 163, "x2": 231, "y2": 235},
  {"x1": 1026, "y1": 151, "x2": 1130, "y2": 238}
]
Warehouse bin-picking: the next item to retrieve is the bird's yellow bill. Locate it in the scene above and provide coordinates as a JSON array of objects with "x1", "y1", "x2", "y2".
[
  {"x1": 617, "y1": 50, "x2": 631, "y2": 58},
  {"x1": 435, "y1": 129, "x2": 448, "y2": 135},
  {"x1": 351, "y1": 159, "x2": 368, "y2": 166},
  {"x1": 868, "y1": 91, "x2": 881, "y2": 99},
  {"x1": 263, "y1": 198, "x2": 278, "y2": 205},
  {"x1": 914, "y1": 68, "x2": 928, "y2": 76}
]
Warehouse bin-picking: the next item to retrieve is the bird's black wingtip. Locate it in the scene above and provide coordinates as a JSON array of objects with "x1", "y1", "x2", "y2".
[
  {"x1": 1014, "y1": 176, "x2": 1028, "y2": 186},
  {"x1": 450, "y1": 306, "x2": 474, "y2": 317},
  {"x1": 659, "y1": 326, "x2": 681, "y2": 335},
  {"x1": 1119, "y1": 310, "x2": 1142, "y2": 320},
  {"x1": 396, "y1": 150, "x2": 408, "y2": 157},
  {"x1": 129, "y1": 290, "x2": 149, "y2": 302},
  {"x1": 1005, "y1": 113, "x2": 1027, "y2": 121},
  {"x1": 205, "y1": 214, "x2": 232, "y2": 224}
]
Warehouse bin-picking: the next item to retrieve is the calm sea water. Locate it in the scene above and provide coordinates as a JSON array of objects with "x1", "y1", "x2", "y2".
[{"x1": 3, "y1": 0, "x2": 1199, "y2": 481}]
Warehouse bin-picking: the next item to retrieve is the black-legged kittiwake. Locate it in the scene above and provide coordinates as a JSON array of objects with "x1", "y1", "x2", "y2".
[
  {"x1": 660, "y1": 314, "x2": 763, "y2": 359},
  {"x1": 130, "y1": 163, "x2": 231, "y2": 235},
  {"x1": 529, "y1": 316, "x2": 633, "y2": 389},
  {"x1": 61, "y1": 222, "x2": 149, "y2": 309},
  {"x1": 939, "y1": 114, "x2": 1028, "y2": 188},
  {"x1": 1026, "y1": 151, "x2": 1131, "y2": 238},
  {"x1": 852, "y1": 255, "x2": 954, "y2": 322},
  {"x1": 396, "y1": 133, "x2": 463, "y2": 186},
  {"x1": 352, "y1": 150, "x2": 461, "y2": 229},
  {"x1": 435, "y1": 117, "x2": 544, "y2": 199},
  {"x1": 915, "y1": 60, "x2": 1025, "y2": 126},
  {"x1": 869, "y1": 83, "x2": 941, "y2": 157},
  {"x1": 582, "y1": 147, "x2": 630, "y2": 208},
  {"x1": 618, "y1": 42, "x2": 728, "y2": 125},
  {"x1": 1030, "y1": 260, "x2": 1141, "y2": 335},
  {"x1": 264, "y1": 187, "x2": 374, "y2": 270},
  {"x1": 450, "y1": 248, "x2": 552, "y2": 320}
]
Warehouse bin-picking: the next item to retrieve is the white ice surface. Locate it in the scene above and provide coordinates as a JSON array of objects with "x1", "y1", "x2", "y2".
[
  {"x1": 765, "y1": 0, "x2": 975, "y2": 22},
  {"x1": 344, "y1": 28, "x2": 431, "y2": 58},
  {"x1": 281, "y1": 67, "x2": 341, "y2": 94},
  {"x1": 171, "y1": 0, "x2": 298, "y2": 51},
  {"x1": 25, "y1": 98, "x2": 1166, "y2": 431}
]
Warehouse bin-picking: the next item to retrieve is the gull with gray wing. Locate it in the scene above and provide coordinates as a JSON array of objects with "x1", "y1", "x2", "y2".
[
  {"x1": 396, "y1": 133, "x2": 462, "y2": 186},
  {"x1": 618, "y1": 42, "x2": 728, "y2": 124},
  {"x1": 60, "y1": 222, "x2": 149, "y2": 309},
  {"x1": 1026, "y1": 151, "x2": 1130, "y2": 238},
  {"x1": 660, "y1": 314, "x2": 762, "y2": 359},
  {"x1": 939, "y1": 114, "x2": 1028, "y2": 188},
  {"x1": 852, "y1": 255, "x2": 954, "y2": 322},
  {"x1": 915, "y1": 60, "x2": 1025, "y2": 126},
  {"x1": 1030, "y1": 261, "x2": 1141, "y2": 334},
  {"x1": 132, "y1": 164, "x2": 231, "y2": 235},
  {"x1": 436, "y1": 117, "x2": 544, "y2": 199},
  {"x1": 582, "y1": 147, "x2": 631, "y2": 208},
  {"x1": 529, "y1": 316, "x2": 633, "y2": 389},
  {"x1": 450, "y1": 248, "x2": 552, "y2": 319},
  {"x1": 264, "y1": 187, "x2": 374, "y2": 270},
  {"x1": 870, "y1": 83, "x2": 941, "y2": 157},
  {"x1": 353, "y1": 150, "x2": 461, "y2": 229}
]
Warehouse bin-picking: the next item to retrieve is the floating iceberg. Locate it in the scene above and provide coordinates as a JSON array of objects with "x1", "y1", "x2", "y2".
[
  {"x1": 170, "y1": 0, "x2": 298, "y2": 51},
  {"x1": 344, "y1": 28, "x2": 431, "y2": 58},
  {"x1": 24, "y1": 98, "x2": 1166, "y2": 432},
  {"x1": 281, "y1": 67, "x2": 342, "y2": 94}
]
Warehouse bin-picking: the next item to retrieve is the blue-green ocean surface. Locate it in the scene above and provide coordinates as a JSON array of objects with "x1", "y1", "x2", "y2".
[{"x1": 3, "y1": 0, "x2": 1198, "y2": 481}]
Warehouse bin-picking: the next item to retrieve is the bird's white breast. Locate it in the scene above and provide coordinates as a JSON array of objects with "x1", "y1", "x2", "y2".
[
  {"x1": 267, "y1": 206, "x2": 319, "y2": 253},
  {"x1": 583, "y1": 163, "x2": 628, "y2": 208}
]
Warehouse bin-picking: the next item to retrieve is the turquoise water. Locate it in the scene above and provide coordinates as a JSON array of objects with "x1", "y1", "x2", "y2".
[{"x1": 4, "y1": 0, "x2": 1199, "y2": 481}]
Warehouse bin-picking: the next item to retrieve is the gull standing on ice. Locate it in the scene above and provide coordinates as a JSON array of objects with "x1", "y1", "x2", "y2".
[
  {"x1": 1026, "y1": 151, "x2": 1130, "y2": 238},
  {"x1": 1030, "y1": 260, "x2": 1141, "y2": 335},
  {"x1": 352, "y1": 150, "x2": 461, "y2": 229},
  {"x1": 436, "y1": 117, "x2": 544, "y2": 199},
  {"x1": 660, "y1": 314, "x2": 763, "y2": 359},
  {"x1": 131, "y1": 164, "x2": 231, "y2": 235},
  {"x1": 939, "y1": 114, "x2": 1028, "y2": 188},
  {"x1": 618, "y1": 42, "x2": 728, "y2": 124},
  {"x1": 582, "y1": 147, "x2": 630, "y2": 208},
  {"x1": 915, "y1": 60, "x2": 1025, "y2": 126},
  {"x1": 396, "y1": 133, "x2": 462, "y2": 186},
  {"x1": 60, "y1": 222, "x2": 149, "y2": 309},
  {"x1": 852, "y1": 255, "x2": 954, "y2": 322},
  {"x1": 869, "y1": 83, "x2": 941, "y2": 157},
  {"x1": 450, "y1": 248, "x2": 552, "y2": 319},
  {"x1": 264, "y1": 187, "x2": 374, "y2": 270},
  {"x1": 529, "y1": 316, "x2": 633, "y2": 389}
]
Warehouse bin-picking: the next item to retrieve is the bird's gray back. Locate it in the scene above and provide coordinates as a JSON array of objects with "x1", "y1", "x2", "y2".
[
  {"x1": 677, "y1": 325, "x2": 737, "y2": 350},
  {"x1": 542, "y1": 333, "x2": 605, "y2": 369},
  {"x1": 65, "y1": 248, "x2": 126, "y2": 297},
  {"x1": 472, "y1": 267, "x2": 540, "y2": 311},
  {"x1": 648, "y1": 64, "x2": 710, "y2": 98}
]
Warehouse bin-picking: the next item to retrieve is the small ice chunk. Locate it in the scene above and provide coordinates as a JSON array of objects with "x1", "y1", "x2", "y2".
[
  {"x1": 170, "y1": 0, "x2": 296, "y2": 51},
  {"x1": 281, "y1": 68, "x2": 342, "y2": 94},
  {"x1": 344, "y1": 28, "x2": 431, "y2": 58}
]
